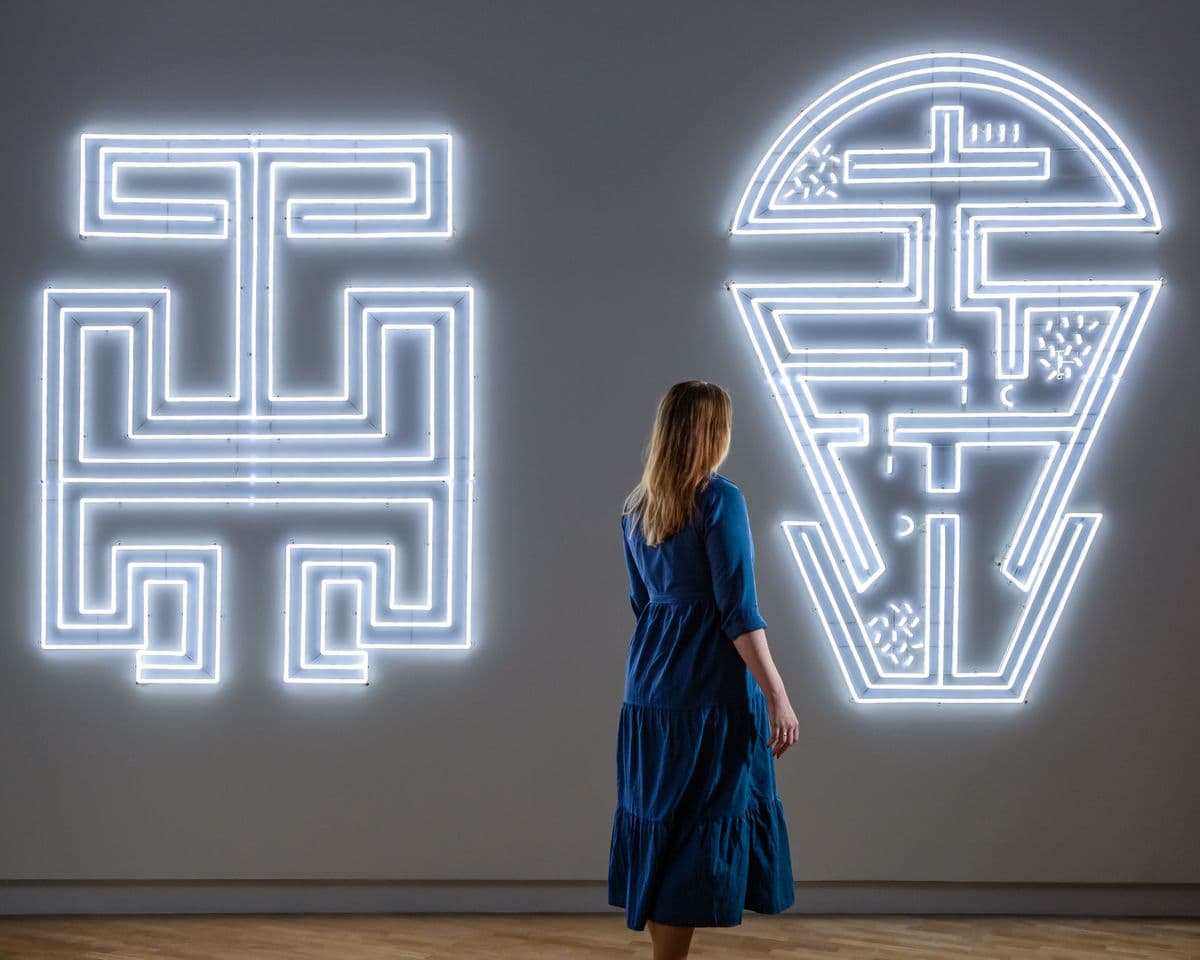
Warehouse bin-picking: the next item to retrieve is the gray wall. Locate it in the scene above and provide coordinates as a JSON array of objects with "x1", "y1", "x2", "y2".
[{"x1": 1, "y1": 0, "x2": 1197, "y2": 899}]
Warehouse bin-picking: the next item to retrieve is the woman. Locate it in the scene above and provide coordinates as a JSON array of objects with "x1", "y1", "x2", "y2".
[{"x1": 608, "y1": 380, "x2": 799, "y2": 959}]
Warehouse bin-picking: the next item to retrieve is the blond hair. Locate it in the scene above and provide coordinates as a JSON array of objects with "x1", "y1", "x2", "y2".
[{"x1": 624, "y1": 381, "x2": 732, "y2": 546}]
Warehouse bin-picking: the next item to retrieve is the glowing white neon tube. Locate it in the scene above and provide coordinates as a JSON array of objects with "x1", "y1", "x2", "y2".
[
  {"x1": 43, "y1": 134, "x2": 473, "y2": 685},
  {"x1": 729, "y1": 53, "x2": 1161, "y2": 703}
]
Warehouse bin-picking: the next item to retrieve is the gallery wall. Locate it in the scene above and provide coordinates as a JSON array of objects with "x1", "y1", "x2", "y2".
[{"x1": 1, "y1": 0, "x2": 1197, "y2": 907}]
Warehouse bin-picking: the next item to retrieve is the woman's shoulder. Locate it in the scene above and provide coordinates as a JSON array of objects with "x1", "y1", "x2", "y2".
[
  {"x1": 704, "y1": 471, "x2": 743, "y2": 496},
  {"x1": 699, "y1": 472, "x2": 748, "y2": 513},
  {"x1": 620, "y1": 505, "x2": 644, "y2": 541}
]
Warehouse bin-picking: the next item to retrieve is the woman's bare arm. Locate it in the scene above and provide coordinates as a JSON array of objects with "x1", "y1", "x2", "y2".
[
  {"x1": 732, "y1": 628, "x2": 785, "y2": 701},
  {"x1": 732, "y1": 628, "x2": 799, "y2": 758}
]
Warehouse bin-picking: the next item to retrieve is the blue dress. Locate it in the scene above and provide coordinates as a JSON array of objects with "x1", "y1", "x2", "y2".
[{"x1": 608, "y1": 473, "x2": 795, "y2": 930}]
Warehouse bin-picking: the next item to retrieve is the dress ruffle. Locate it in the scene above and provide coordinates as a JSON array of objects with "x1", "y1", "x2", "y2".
[{"x1": 607, "y1": 698, "x2": 795, "y2": 931}]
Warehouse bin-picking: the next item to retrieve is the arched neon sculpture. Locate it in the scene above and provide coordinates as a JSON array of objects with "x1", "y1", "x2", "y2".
[{"x1": 729, "y1": 54, "x2": 1161, "y2": 703}]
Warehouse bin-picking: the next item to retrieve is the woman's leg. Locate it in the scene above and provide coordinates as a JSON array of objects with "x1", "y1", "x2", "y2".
[{"x1": 646, "y1": 919, "x2": 695, "y2": 960}]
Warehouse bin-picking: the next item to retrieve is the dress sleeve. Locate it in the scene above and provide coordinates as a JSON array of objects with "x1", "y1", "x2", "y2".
[
  {"x1": 622, "y1": 517, "x2": 650, "y2": 619},
  {"x1": 702, "y1": 482, "x2": 768, "y2": 641}
]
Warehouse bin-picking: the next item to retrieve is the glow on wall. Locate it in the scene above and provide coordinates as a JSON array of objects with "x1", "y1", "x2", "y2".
[
  {"x1": 42, "y1": 134, "x2": 474, "y2": 684},
  {"x1": 729, "y1": 53, "x2": 1161, "y2": 703}
]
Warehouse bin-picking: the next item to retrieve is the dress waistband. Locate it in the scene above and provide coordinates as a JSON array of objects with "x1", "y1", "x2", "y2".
[{"x1": 647, "y1": 589, "x2": 712, "y2": 604}]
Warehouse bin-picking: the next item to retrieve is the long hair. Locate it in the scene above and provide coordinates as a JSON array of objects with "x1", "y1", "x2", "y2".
[{"x1": 623, "y1": 381, "x2": 732, "y2": 546}]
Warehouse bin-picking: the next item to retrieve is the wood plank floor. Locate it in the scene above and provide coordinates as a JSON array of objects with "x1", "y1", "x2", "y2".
[{"x1": 1, "y1": 914, "x2": 1198, "y2": 959}]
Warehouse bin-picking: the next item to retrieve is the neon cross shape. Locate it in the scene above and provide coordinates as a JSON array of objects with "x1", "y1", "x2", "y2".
[
  {"x1": 729, "y1": 54, "x2": 1161, "y2": 703},
  {"x1": 42, "y1": 134, "x2": 474, "y2": 684},
  {"x1": 844, "y1": 105, "x2": 1049, "y2": 183}
]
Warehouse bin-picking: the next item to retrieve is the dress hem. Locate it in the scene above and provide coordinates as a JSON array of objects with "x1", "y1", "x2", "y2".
[
  {"x1": 608, "y1": 893, "x2": 796, "y2": 931},
  {"x1": 608, "y1": 791, "x2": 794, "y2": 931}
]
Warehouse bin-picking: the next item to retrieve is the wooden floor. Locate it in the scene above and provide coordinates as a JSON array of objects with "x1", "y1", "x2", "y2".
[{"x1": 1, "y1": 914, "x2": 1198, "y2": 959}]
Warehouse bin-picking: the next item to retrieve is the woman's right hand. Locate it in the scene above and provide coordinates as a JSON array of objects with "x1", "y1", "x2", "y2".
[{"x1": 766, "y1": 693, "x2": 799, "y2": 759}]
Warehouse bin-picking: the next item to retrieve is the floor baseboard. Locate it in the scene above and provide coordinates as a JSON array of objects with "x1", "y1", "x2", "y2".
[{"x1": 2, "y1": 881, "x2": 1198, "y2": 916}]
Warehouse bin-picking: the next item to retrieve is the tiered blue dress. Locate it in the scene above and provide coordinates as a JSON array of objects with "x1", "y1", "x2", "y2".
[{"x1": 608, "y1": 473, "x2": 795, "y2": 930}]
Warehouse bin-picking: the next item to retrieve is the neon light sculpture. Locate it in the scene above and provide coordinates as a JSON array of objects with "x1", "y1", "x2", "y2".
[
  {"x1": 729, "y1": 54, "x2": 1160, "y2": 703},
  {"x1": 42, "y1": 134, "x2": 474, "y2": 684}
]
